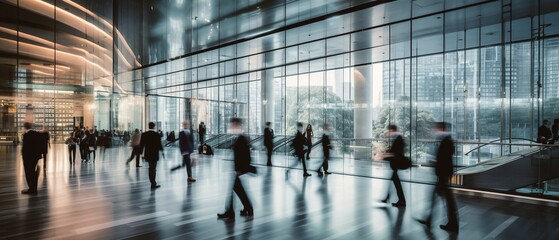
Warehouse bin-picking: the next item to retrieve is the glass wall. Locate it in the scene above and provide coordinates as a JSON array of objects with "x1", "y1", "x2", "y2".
[
  {"x1": 138, "y1": 0, "x2": 559, "y2": 198},
  {"x1": 3, "y1": 0, "x2": 559, "y2": 197}
]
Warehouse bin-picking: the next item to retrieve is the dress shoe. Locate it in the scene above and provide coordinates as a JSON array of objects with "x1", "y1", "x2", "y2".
[
  {"x1": 217, "y1": 211, "x2": 235, "y2": 219},
  {"x1": 317, "y1": 171, "x2": 324, "y2": 177},
  {"x1": 324, "y1": 171, "x2": 332, "y2": 175},
  {"x1": 240, "y1": 209, "x2": 253, "y2": 217},
  {"x1": 303, "y1": 172, "x2": 312, "y2": 177},
  {"x1": 150, "y1": 185, "x2": 161, "y2": 190},
  {"x1": 136, "y1": 165, "x2": 142, "y2": 167},
  {"x1": 21, "y1": 189, "x2": 38, "y2": 195},
  {"x1": 440, "y1": 224, "x2": 459, "y2": 232},
  {"x1": 415, "y1": 218, "x2": 431, "y2": 228},
  {"x1": 391, "y1": 202, "x2": 406, "y2": 207},
  {"x1": 187, "y1": 178, "x2": 196, "y2": 183}
]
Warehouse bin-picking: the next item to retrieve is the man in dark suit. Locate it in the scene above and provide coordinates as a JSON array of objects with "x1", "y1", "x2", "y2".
[
  {"x1": 172, "y1": 120, "x2": 196, "y2": 182},
  {"x1": 317, "y1": 123, "x2": 333, "y2": 176},
  {"x1": 288, "y1": 122, "x2": 311, "y2": 177},
  {"x1": 382, "y1": 125, "x2": 406, "y2": 207},
  {"x1": 264, "y1": 122, "x2": 274, "y2": 166},
  {"x1": 417, "y1": 122, "x2": 459, "y2": 232},
  {"x1": 218, "y1": 118, "x2": 256, "y2": 219},
  {"x1": 537, "y1": 119, "x2": 552, "y2": 144},
  {"x1": 139, "y1": 122, "x2": 164, "y2": 189},
  {"x1": 21, "y1": 122, "x2": 42, "y2": 195},
  {"x1": 198, "y1": 122, "x2": 206, "y2": 144}
]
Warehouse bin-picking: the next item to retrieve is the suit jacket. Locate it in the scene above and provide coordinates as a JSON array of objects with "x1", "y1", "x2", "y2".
[
  {"x1": 436, "y1": 135, "x2": 455, "y2": 179},
  {"x1": 292, "y1": 130, "x2": 306, "y2": 155},
  {"x1": 264, "y1": 127, "x2": 274, "y2": 148},
  {"x1": 179, "y1": 129, "x2": 194, "y2": 154},
  {"x1": 22, "y1": 130, "x2": 42, "y2": 161},
  {"x1": 233, "y1": 134, "x2": 254, "y2": 174},
  {"x1": 388, "y1": 134, "x2": 405, "y2": 170},
  {"x1": 322, "y1": 133, "x2": 332, "y2": 155},
  {"x1": 140, "y1": 130, "x2": 163, "y2": 161},
  {"x1": 198, "y1": 124, "x2": 206, "y2": 135},
  {"x1": 537, "y1": 125, "x2": 552, "y2": 143}
]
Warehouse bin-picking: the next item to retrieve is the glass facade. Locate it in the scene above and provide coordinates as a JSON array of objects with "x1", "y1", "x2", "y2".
[{"x1": 2, "y1": 0, "x2": 559, "y2": 197}]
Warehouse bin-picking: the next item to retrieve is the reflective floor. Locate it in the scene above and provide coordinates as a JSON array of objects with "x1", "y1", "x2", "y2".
[{"x1": 1, "y1": 144, "x2": 558, "y2": 239}]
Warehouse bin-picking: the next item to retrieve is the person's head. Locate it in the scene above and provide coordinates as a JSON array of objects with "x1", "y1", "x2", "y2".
[
  {"x1": 297, "y1": 122, "x2": 303, "y2": 128},
  {"x1": 148, "y1": 122, "x2": 156, "y2": 130},
  {"x1": 201, "y1": 122, "x2": 204, "y2": 125},
  {"x1": 324, "y1": 123, "x2": 332, "y2": 132},
  {"x1": 388, "y1": 124, "x2": 398, "y2": 132},
  {"x1": 307, "y1": 124, "x2": 312, "y2": 130},
  {"x1": 85, "y1": 130, "x2": 91, "y2": 136},
  {"x1": 554, "y1": 119, "x2": 559, "y2": 125},
  {"x1": 434, "y1": 122, "x2": 448, "y2": 132},
  {"x1": 183, "y1": 120, "x2": 191, "y2": 129},
  {"x1": 230, "y1": 117, "x2": 242, "y2": 130},
  {"x1": 265, "y1": 122, "x2": 271, "y2": 128},
  {"x1": 542, "y1": 119, "x2": 549, "y2": 126},
  {"x1": 134, "y1": 129, "x2": 139, "y2": 133},
  {"x1": 23, "y1": 122, "x2": 33, "y2": 130}
]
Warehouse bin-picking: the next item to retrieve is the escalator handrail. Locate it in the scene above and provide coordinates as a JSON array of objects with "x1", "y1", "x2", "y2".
[{"x1": 464, "y1": 138, "x2": 539, "y2": 156}]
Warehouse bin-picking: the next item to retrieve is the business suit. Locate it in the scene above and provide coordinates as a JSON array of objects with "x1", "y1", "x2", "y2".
[
  {"x1": 421, "y1": 133, "x2": 459, "y2": 232},
  {"x1": 225, "y1": 134, "x2": 254, "y2": 215},
  {"x1": 22, "y1": 129, "x2": 42, "y2": 194},
  {"x1": 264, "y1": 127, "x2": 274, "y2": 166},
  {"x1": 317, "y1": 133, "x2": 332, "y2": 175},
  {"x1": 179, "y1": 129, "x2": 195, "y2": 178},
  {"x1": 291, "y1": 130, "x2": 310, "y2": 176},
  {"x1": 385, "y1": 133, "x2": 406, "y2": 206},
  {"x1": 139, "y1": 129, "x2": 163, "y2": 187},
  {"x1": 291, "y1": 130, "x2": 310, "y2": 177},
  {"x1": 198, "y1": 124, "x2": 206, "y2": 143},
  {"x1": 537, "y1": 125, "x2": 552, "y2": 144}
]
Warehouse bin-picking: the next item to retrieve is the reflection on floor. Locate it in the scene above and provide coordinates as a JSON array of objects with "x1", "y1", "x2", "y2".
[{"x1": 1, "y1": 144, "x2": 558, "y2": 239}]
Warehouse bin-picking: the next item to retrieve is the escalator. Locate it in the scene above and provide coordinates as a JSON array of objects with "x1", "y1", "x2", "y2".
[
  {"x1": 203, "y1": 134, "x2": 228, "y2": 146},
  {"x1": 273, "y1": 136, "x2": 295, "y2": 152},
  {"x1": 455, "y1": 146, "x2": 559, "y2": 192}
]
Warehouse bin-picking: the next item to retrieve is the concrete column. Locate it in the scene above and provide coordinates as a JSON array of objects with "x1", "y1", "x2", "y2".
[
  {"x1": 261, "y1": 69, "x2": 275, "y2": 127},
  {"x1": 354, "y1": 66, "x2": 373, "y2": 158}
]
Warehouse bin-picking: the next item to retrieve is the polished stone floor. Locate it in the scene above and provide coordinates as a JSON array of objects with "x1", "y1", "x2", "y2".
[{"x1": 1, "y1": 144, "x2": 558, "y2": 240}]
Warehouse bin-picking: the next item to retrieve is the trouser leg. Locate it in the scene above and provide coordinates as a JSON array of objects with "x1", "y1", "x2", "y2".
[
  {"x1": 233, "y1": 176, "x2": 252, "y2": 210},
  {"x1": 148, "y1": 160, "x2": 157, "y2": 186},
  {"x1": 183, "y1": 154, "x2": 192, "y2": 177},
  {"x1": 441, "y1": 182, "x2": 458, "y2": 226},
  {"x1": 23, "y1": 158, "x2": 39, "y2": 191},
  {"x1": 266, "y1": 147, "x2": 272, "y2": 165},
  {"x1": 300, "y1": 154, "x2": 308, "y2": 172},
  {"x1": 393, "y1": 170, "x2": 406, "y2": 203}
]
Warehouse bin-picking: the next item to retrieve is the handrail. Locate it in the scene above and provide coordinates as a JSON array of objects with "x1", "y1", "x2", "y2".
[{"x1": 464, "y1": 138, "x2": 539, "y2": 156}]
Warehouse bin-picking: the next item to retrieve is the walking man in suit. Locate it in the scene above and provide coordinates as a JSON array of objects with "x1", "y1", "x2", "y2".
[
  {"x1": 417, "y1": 122, "x2": 459, "y2": 232},
  {"x1": 317, "y1": 123, "x2": 333, "y2": 176},
  {"x1": 218, "y1": 118, "x2": 256, "y2": 219},
  {"x1": 383, "y1": 124, "x2": 406, "y2": 207},
  {"x1": 288, "y1": 122, "x2": 311, "y2": 177},
  {"x1": 264, "y1": 122, "x2": 274, "y2": 166},
  {"x1": 21, "y1": 122, "x2": 42, "y2": 195},
  {"x1": 171, "y1": 120, "x2": 196, "y2": 182},
  {"x1": 139, "y1": 122, "x2": 164, "y2": 190}
]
